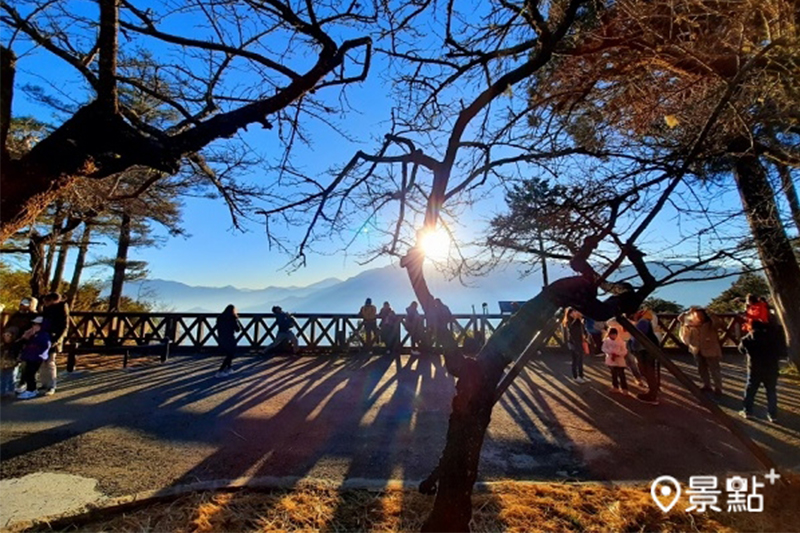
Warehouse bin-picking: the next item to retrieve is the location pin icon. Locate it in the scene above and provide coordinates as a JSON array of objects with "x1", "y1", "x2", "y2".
[{"x1": 651, "y1": 475, "x2": 681, "y2": 513}]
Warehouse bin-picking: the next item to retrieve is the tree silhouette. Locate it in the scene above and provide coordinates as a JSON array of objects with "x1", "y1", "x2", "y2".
[{"x1": 1, "y1": 0, "x2": 378, "y2": 240}]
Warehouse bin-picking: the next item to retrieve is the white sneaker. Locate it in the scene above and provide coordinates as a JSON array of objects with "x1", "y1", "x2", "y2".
[
  {"x1": 14, "y1": 385, "x2": 26, "y2": 394},
  {"x1": 17, "y1": 390, "x2": 37, "y2": 399},
  {"x1": 39, "y1": 388, "x2": 55, "y2": 396}
]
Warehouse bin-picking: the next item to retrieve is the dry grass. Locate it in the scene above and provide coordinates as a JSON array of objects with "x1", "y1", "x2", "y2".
[{"x1": 22, "y1": 476, "x2": 800, "y2": 533}]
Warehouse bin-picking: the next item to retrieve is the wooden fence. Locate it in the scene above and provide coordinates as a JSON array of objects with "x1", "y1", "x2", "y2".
[{"x1": 0, "y1": 311, "x2": 745, "y2": 354}]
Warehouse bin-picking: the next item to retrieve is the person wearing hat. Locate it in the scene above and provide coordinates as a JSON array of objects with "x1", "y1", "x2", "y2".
[
  {"x1": 17, "y1": 316, "x2": 50, "y2": 399},
  {"x1": 6, "y1": 297, "x2": 38, "y2": 333},
  {"x1": 264, "y1": 306, "x2": 299, "y2": 355}
]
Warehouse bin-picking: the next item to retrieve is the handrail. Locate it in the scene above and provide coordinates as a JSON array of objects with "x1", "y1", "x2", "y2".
[{"x1": 0, "y1": 311, "x2": 745, "y2": 353}]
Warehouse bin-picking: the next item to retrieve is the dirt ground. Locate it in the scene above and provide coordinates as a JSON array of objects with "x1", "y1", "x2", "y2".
[{"x1": 1, "y1": 350, "x2": 798, "y2": 501}]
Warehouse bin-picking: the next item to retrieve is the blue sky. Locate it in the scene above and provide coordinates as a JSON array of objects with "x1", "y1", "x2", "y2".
[
  {"x1": 6, "y1": 2, "x2": 793, "y2": 291},
  {"x1": 9, "y1": 39, "x2": 413, "y2": 288}
]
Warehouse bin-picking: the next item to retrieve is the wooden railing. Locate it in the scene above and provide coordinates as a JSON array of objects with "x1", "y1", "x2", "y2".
[{"x1": 0, "y1": 311, "x2": 745, "y2": 354}]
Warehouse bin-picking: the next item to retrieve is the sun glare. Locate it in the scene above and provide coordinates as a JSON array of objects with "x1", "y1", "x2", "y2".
[{"x1": 418, "y1": 227, "x2": 451, "y2": 261}]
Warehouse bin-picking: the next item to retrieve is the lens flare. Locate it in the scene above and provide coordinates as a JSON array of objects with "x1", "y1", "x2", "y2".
[{"x1": 418, "y1": 227, "x2": 450, "y2": 261}]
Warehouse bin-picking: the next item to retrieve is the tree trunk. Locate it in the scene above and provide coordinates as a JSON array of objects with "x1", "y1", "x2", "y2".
[
  {"x1": 42, "y1": 204, "x2": 66, "y2": 290},
  {"x1": 66, "y1": 222, "x2": 92, "y2": 305},
  {"x1": 732, "y1": 151, "x2": 800, "y2": 368},
  {"x1": 43, "y1": 240, "x2": 55, "y2": 290},
  {"x1": 1, "y1": 45, "x2": 14, "y2": 168},
  {"x1": 108, "y1": 212, "x2": 131, "y2": 311},
  {"x1": 28, "y1": 234, "x2": 47, "y2": 299},
  {"x1": 776, "y1": 163, "x2": 800, "y2": 235},
  {"x1": 404, "y1": 243, "x2": 643, "y2": 531},
  {"x1": 419, "y1": 293, "x2": 560, "y2": 532},
  {"x1": 50, "y1": 229, "x2": 74, "y2": 292},
  {"x1": 98, "y1": 0, "x2": 120, "y2": 115}
]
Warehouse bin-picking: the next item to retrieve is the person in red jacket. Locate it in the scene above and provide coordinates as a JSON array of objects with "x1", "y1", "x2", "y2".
[{"x1": 742, "y1": 294, "x2": 770, "y2": 333}]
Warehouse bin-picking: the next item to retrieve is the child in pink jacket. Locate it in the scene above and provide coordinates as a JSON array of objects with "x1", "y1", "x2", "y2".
[{"x1": 602, "y1": 328, "x2": 629, "y2": 395}]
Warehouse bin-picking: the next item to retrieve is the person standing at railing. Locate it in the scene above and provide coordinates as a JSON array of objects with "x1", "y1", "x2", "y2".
[
  {"x1": 359, "y1": 298, "x2": 378, "y2": 351},
  {"x1": 265, "y1": 306, "x2": 299, "y2": 355},
  {"x1": 378, "y1": 302, "x2": 401, "y2": 355},
  {"x1": 215, "y1": 305, "x2": 241, "y2": 378},
  {"x1": 39, "y1": 293, "x2": 69, "y2": 396},
  {"x1": 429, "y1": 298, "x2": 454, "y2": 350},
  {"x1": 405, "y1": 301, "x2": 425, "y2": 354}
]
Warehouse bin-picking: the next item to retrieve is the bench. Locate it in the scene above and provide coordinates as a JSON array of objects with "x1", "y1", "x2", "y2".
[
  {"x1": 498, "y1": 301, "x2": 525, "y2": 314},
  {"x1": 66, "y1": 333, "x2": 171, "y2": 370}
]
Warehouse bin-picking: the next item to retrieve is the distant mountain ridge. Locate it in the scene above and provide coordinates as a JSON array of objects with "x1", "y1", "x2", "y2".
[{"x1": 124, "y1": 262, "x2": 738, "y2": 313}]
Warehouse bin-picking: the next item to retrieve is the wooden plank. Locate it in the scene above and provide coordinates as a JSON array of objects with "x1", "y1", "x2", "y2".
[
  {"x1": 197, "y1": 316, "x2": 217, "y2": 346},
  {"x1": 294, "y1": 317, "x2": 314, "y2": 347},
  {"x1": 238, "y1": 316, "x2": 257, "y2": 346},
  {"x1": 316, "y1": 317, "x2": 337, "y2": 346}
]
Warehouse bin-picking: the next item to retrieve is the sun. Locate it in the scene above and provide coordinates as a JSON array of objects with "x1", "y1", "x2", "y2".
[{"x1": 418, "y1": 227, "x2": 451, "y2": 261}]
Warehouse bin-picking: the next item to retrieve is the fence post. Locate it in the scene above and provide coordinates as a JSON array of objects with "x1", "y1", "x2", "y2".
[
  {"x1": 67, "y1": 343, "x2": 76, "y2": 372},
  {"x1": 335, "y1": 317, "x2": 345, "y2": 352},
  {"x1": 197, "y1": 319, "x2": 205, "y2": 349},
  {"x1": 166, "y1": 316, "x2": 177, "y2": 346}
]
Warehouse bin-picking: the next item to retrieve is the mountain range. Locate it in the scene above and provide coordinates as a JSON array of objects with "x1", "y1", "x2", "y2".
[{"x1": 124, "y1": 262, "x2": 738, "y2": 314}]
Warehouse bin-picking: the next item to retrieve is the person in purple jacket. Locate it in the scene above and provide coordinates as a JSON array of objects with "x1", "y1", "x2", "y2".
[{"x1": 17, "y1": 317, "x2": 51, "y2": 400}]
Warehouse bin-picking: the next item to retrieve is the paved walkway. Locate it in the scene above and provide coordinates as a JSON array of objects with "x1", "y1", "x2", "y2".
[{"x1": 1, "y1": 351, "x2": 798, "y2": 507}]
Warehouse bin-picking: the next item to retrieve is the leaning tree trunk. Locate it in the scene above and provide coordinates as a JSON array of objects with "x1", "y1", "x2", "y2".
[
  {"x1": 419, "y1": 292, "x2": 560, "y2": 532},
  {"x1": 66, "y1": 222, "x2": 92, "y2": 306},
  {"x1": 402, "y1": 246, "x2": 636, "y2": 531},
  {"x1": 108, "y1": 212, "x2": 131, "y2": 311},
  {"x1": 732, "y1": 150, "x2": 800, "y2": 368}
]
